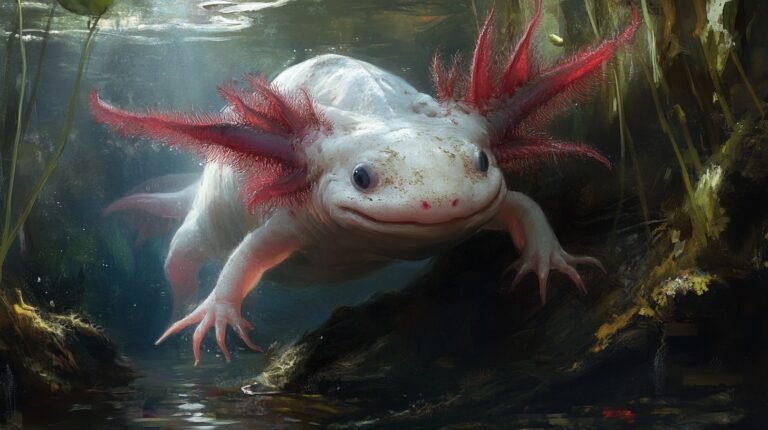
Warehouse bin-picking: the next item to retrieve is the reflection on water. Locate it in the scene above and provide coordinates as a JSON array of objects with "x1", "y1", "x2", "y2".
[
  {"x1": 26, "y1": 349, "x2": 753, "y2": 429},
  {"x1": 27, "y1": 351, "x2": 352, "y2": 429}
]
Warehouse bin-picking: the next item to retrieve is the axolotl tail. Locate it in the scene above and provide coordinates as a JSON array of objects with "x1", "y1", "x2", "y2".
[{"x1": 104, "y1": 174, "x2": 200, "y2": 245}]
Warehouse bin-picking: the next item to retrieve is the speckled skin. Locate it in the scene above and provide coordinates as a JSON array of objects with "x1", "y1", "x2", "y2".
[{"x1": 155, "y1": 55, "x2": 603, "y2": 365}]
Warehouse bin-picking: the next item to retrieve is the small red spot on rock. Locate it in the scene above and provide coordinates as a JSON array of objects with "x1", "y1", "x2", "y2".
[
  {"x1": 451, "y1": 199, "x2": 459, "y2": 207},
  {"x1": 422, "y1": 201, "x2": 431, "y2": 210},
  {"x1": 602, "y1": 409, "x2": 635, "y2": 423}
]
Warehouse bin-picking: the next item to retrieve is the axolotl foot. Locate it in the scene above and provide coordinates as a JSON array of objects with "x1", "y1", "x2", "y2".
[
  {"x1": 496, "y1": 191, "x2": 606, "y2": 304},
  {"x1": 155, "y1": 294, "x2": 262, "y2": 366},
  {"x1": 505, "y1": 244, "x2": 605, "y2": 304}
]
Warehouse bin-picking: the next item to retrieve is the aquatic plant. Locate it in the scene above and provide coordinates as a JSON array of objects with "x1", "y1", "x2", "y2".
[
  {"x1": 0, "y1": 0, "x2": 113, "y2": 283},
  {"x1": 583, "y1": 0, "x2": 651, "y2": 243},
  {"x1": 22, "y1": 5, "x2": 56, "y2": 138},
  {"x1": 2, "y1": 0, "x2": 29, "y2": 271},
  {"x1": 654, "y1": 270, "x2": 714, "y2": 307},
  {"x1": 0, "y1": 2, "x2": 132, "y2": 406}
]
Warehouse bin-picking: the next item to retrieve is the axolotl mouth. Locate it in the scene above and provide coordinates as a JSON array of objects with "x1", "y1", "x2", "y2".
[{"x1": 339, "y1": 181, "x2": 506, "y2": 230}]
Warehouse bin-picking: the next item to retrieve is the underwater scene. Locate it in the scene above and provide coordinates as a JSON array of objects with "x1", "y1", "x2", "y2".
[{"x1": 1, "y1": 0, "x2": 767, "y2": 428}]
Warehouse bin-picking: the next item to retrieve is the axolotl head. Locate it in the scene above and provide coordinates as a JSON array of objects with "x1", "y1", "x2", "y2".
[{"x1": 309, "y1": 110, "x2": 506, "y2": 241}]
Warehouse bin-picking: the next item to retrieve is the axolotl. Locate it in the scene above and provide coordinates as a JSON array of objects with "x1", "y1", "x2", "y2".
[{"x1": 91, "y1": 2, "x2": 639, "y2": 365}]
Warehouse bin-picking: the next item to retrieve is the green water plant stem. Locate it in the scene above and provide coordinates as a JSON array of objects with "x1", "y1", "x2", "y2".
[
  {"x1": 1, "y1": 20, "x2": 19, "y2": 138},
  {"x1": 639, "y1": 60, "x2": 690, "y2": 196},
  {"x1": 673, "y1": 105, "x2": 704, "y2": 174},
  {"x1": 614, "y1": 71, "x2": 651, "y2": 242},
  {"x1": 583, "y1": 0, "x2": 651, "y2": 243},
  {"x1": 0, "y1": 15, "x2": 102, "y2": 275},
  {"x1": 22, "y1": 3, "x2": 57, "y2": 137},
  {"x1": 624, "y1": 129, "x2": 650, "y2": 233},
  {"x1": 640, "y1": 0, "x2": 668, "y2": 93},
  {"x1": 682, "y1": 57, "x2": 718, "y2": 154},
  {"x1": 584, "y1": 0, "x2": 601, "y2": 39},
  {"x1": 609, "y1": 68, "x2": 628, "y2": 249},
  {"x1": 470, "y1": 0, "x2": 480, "y2": 34},
  {"x1": 729, "y1": 50, "x2": 765, "y2": 119},
  {"x1": 639, "y1": 59, "x2": 706, "y2": 246},
  {"x1": 2, "y1": 0, "x2": 28, "y2": 251},
  {"x1": 699, "y1": 39, "x2": 736, "y2": 131}
]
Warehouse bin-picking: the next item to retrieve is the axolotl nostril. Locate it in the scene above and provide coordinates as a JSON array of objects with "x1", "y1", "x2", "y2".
[{"x1": 91, "y1": 1, "x2": 639, "y2": 365}]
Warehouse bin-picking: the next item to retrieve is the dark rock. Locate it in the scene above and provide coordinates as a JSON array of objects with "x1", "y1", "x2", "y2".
[{"x1": 0, "y1": 287, "x2": 133, "y2": 417}]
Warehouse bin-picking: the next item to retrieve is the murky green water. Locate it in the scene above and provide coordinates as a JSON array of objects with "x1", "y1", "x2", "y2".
[{"x1": 2, "y1": 0, "x2": 767, "y2": 428}]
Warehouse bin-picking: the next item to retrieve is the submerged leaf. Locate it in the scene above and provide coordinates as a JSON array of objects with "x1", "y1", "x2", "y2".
[
  {"x1": 104, "y1": 224, "x2": 135, "y2": 276},
  {"x1": 56, "y1": 0, "x2": 113, "y2": 17}
]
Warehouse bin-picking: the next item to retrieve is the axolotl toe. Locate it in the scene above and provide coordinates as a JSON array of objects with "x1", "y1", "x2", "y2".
[{"x1": 91, "y1": 1, "x2": 638, "y2": 365}]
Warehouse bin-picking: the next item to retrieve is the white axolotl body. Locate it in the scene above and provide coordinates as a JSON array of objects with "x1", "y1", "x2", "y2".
[
  {"x1": 192, "y1": 54, "x2": 505, "y2": 274},
  {"x1": 93, "y1": 3, "x2": 638, "y2": 364},
  {"x1": 107, "y1": 54, "x2": 595, "y2": 364}
]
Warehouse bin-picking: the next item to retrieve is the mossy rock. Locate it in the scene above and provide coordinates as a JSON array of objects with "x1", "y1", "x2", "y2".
[{"x1": 0, "y1": 287, "x2": 133, "y2": 414}]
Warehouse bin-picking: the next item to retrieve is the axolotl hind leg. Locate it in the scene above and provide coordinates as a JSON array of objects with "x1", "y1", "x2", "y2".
[
  {"x1": 104, "y1": 179, "x2": 207, "y2": 315},
  {"x1": 164, "y1": 211, "x2": 211, "y2": 317},
  {"x1": 492, "y1": 191, "x2": 605, "y2": 303},
  {"x1": 156, "y1": 216, "x2": 300, "y2": 365}
]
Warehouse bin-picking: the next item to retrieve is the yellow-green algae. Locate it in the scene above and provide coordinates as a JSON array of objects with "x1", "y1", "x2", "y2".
[{"x1": 0, "y1": 287, "x2": 130, "y2": 396}]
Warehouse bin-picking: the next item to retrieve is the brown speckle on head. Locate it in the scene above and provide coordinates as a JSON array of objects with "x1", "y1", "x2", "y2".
[
  {"x1": 433, "y1": 195, "x2": 449, "y2": 207},
  {"x1": 411, "y1": 169, "x2": 425, "y2": 186},
  {"x1": 463, "y1": 153, "x2": 484, "y2": 183},
  {"x1": 382, "y1": 146, "x2": 404, "y2": 161}
]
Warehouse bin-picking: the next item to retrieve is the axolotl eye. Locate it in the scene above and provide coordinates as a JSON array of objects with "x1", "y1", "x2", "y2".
[
  {"x1": 474, "y1": 150, "x2": 490, "y2": 173},
  {"x1": 351, "y1": 163, "x2": 378, "y2": 191}
]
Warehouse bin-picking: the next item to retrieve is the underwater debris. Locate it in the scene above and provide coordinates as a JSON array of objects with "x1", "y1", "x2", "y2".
[
  {"x1": 547, "y1": 33, "x2": 564, "y2": 47},
  {"x1": 654, "y1": 271, "x2": 714, "y2": 307}
]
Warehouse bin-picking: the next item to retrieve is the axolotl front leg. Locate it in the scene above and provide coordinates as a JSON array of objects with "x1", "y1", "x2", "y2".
[
  {"x1": 156, "y1": 217, "x2": 300, "y2": 366},
  {"x1": 494, "y1": 191, "x2": 604, "y2": 303}
]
